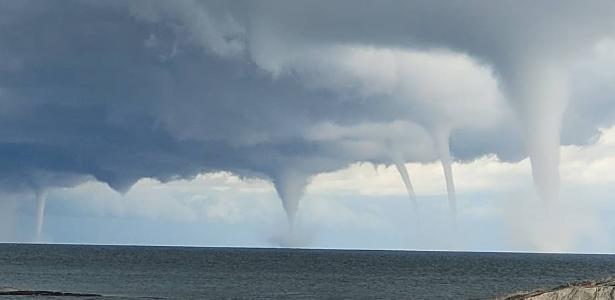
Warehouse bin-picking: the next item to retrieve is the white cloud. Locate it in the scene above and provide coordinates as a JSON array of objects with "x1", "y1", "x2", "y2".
[
  {"x1": 309, "y1": 156, "x2": 531, "y2": 197},
  {"x1": 561, "y1": 127, "x2": 615, "y2": 186},
  {"x1": 52, "y1": 172, "x2": 280, "y2": 224}
]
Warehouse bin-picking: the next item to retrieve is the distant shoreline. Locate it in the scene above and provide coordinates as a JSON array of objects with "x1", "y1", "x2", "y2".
[{"x1": 0, "y1": 242, "x2": 614, "y2": 256}]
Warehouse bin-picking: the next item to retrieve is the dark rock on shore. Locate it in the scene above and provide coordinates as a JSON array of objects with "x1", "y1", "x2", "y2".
[
  {"x1": 0, "y1": 287, "x2": 101, "y2": 297},
  {"x1": 501, "y1": 278, "x2": 615, "y2": 300}
]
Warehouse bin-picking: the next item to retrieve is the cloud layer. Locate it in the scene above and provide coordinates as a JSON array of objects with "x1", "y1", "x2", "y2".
[{"x1": 1, "y1": 1, "x2": 615, "y2": 237}]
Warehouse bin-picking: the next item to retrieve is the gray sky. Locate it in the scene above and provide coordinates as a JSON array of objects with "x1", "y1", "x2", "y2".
[{"x1": 1, "y1": 0, "x2": 615, "y2": 252}]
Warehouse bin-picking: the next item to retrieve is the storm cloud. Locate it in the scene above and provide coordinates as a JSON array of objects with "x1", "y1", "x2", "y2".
[{"x1": 1, "y1": 0, "x2": 615, "y2": 227}]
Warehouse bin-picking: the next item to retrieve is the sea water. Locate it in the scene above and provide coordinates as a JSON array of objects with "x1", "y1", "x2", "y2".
[{"x1": 1, "y1": 244, "x2": 615, "y2": 299}]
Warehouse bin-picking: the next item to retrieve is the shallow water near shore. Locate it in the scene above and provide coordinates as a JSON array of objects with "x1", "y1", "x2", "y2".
[{"x1": 1, "y1": 244, "x2": 615, "y2": 299}]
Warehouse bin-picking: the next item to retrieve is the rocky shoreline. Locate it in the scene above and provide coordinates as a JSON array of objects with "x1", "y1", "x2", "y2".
[{"x1": 501, "y1": 278, "x2": 615, "y2": 300}]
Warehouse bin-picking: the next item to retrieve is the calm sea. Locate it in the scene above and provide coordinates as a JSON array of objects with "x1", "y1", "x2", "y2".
[{"x1": 1, "y1": 244, "x2": 614, "y2": 299}]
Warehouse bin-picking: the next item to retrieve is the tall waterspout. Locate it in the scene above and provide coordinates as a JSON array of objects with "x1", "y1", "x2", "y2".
[
  {"x1": 394, "y1": 160, "x2": 418, "y2": 212},
  {"x1": 433, "y1": 129, "x2": 457, "y2": 217},
  {"x1": 35, "y1": 191, "x2": 46, "y2": 242}
]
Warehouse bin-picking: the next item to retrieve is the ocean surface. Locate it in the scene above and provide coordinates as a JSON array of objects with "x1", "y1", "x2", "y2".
[{"x1": 1, "y1": 244, "x2": 615, "y2": 299}]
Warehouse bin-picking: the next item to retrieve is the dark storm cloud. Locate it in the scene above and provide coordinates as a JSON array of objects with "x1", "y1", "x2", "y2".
[
  {"x1": 0, "y1": 0, "x2": 614, "y2": 200},
  {"x1": 0, "y1": 0, "x2": 398, "y2": 192}
]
